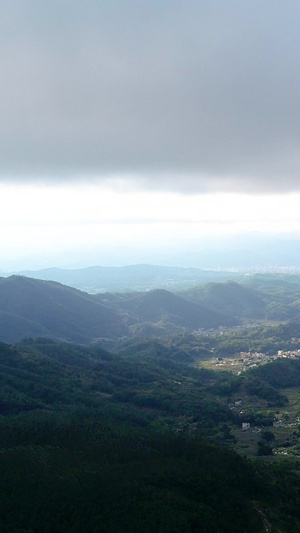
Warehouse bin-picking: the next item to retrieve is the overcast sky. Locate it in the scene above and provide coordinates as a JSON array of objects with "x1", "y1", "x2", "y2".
[{"x1": 1, "y1": 1, "x2": 300, "y2": 269}]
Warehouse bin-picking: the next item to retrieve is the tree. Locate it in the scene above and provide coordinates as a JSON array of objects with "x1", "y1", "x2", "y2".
[{"x1": 260, "y1": 430, "x2": 275, "y2": 442}]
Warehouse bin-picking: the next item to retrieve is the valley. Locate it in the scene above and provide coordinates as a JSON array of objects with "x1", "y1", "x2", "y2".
[{"x1": 1, "y1": 269, "x2": 300, "y2": 530}]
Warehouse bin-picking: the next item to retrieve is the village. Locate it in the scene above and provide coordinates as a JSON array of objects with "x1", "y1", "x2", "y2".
[
  {"x1": 212, "y1": 346, "x2": 300, "y2": 374},
  {"x1": 211, "y1": 346, "x2": 300, "y2": 452}
]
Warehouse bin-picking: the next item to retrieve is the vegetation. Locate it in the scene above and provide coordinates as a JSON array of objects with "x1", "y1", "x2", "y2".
[
  {"x1": 2, "y1": 273, "x2": 300, "y2": 347},
  {"x1": 0, "y1": 338, "x2": 299, "y2": 530},
  {"x1": 181, "y1": 280, "x2": 267, "y2": 319},
  {"x1": 209, "y1": 322, "x2": 300, "y2": 357},
  {"x1": 2, "y1": 273, "x2": 300, "y2": 530},
  {"x1": 0, "y1": 276, "x2": 129, "y2": 343}
]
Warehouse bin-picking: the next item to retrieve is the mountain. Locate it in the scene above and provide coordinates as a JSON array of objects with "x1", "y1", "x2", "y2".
[
  {"x1": 0, "y1": 276, "x2": 129, "y2": 344},
  {"x1": 241, "y1": 274, "x2": 300, "y2": 320},
  {"x1": 242, "y1": 273, "x2": 300, "y2": 300},
  {"x1": 180, "y1": 277, "x2": 300, "y2": 322},
  {"x1": 0, "y1": 338, "x2": 299, "y2": 531},
  {"x1": 0, "y1": 277, "x2": 238, "y2": 345},
  {"x1": 3, "y1": 264, "x2": 240, "y2": 293},
  {"x1": 181, "y1": 281, "x2": 268, "y2": 319},
  {"x1": 97, "y1": 288, "x2": 238, "y2": 333}
]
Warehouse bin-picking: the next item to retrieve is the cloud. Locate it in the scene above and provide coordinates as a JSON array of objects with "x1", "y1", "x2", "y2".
[{"x1": 1, "y1": 1, "x2": 300, "y2": 192}]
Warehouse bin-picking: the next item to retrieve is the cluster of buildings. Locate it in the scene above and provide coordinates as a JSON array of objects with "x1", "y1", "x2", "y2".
[
  {"x1": 213, "y1": 348, "x2": 300, "y2": 374},
  {"x1": 277, "y1": 349, "x2": 300, "y2": 358}
]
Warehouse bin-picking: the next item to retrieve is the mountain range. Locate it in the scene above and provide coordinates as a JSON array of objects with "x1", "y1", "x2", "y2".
[
  {"x1": 0, "y1": 271, "x2": 300, "y2": 345},
  {"x1": 0, "y1": 276, "x2": 236, "y2": 344},
  {"x1": 0, "y1": 276, "x2": 129, "y2": 344},
  {"x1": 1, "y1": 264, "x2": 240, "y2": 293}
]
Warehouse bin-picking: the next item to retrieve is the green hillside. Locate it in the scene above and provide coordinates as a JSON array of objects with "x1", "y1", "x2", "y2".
[
  {"x1": 0, "y1": 338, "x2": 299, "y2": 531},
  {"x1": 3, "y1": 274, "x2": 300, "y2": 349},
  {"x1": 180, "y1": 276, "x2": 300, "y2": 321},
  {"x1": 241, "y1": 274, "x2": 300, "y2": 320},
  {"x1": 0, "y1": 276, "x2": 129, "y2": 343},
  {"x1": 0, "y1": 277, "x2": 240, "y2": 345},
  {"x1": 181, "y1": 280, "x2": 269, "y2": 319},
  {"x1": 97, "y1": 288, "x2": 238, "y2": 333}
]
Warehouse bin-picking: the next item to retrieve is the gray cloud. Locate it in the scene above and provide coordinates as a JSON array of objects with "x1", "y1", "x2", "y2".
[{"x1": 1, "y1": 1, "x2": 300, "y2": 192}]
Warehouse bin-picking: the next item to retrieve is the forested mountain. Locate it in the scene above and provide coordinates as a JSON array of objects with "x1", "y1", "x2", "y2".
[
  {"x1": 97, "y1": 288, "x2": 237, "y2": 334},
  {"x1": 0, "y1": 277, "x2": 239, "y2": 344},
  {"x1": 0, "y1": 276, "x2": 129, "y2": 344},
  {"x1": 181, "y1": 280, "x2": 267, "y2": 319},
  {"x1": 0, "y1": 337, "x2": 300, "y2": 531},
  {"x1": 3, "y1": 271, "x2": 300, "y2": 344},
  {"x1": 243, "y1": 273, "x2": 300, "y2": 296},
  {"x1": 181, "y1": 277, "x2": 300, "y2": 321},
  {"x1": 241, "y1": 273, "x2": 300, "y2": 319},
  {"x1": 3, "y1": 273, "x2": 300, "y2": 347},
  {"x1": 3, "y1": 273, "x2": 300, "y2": 529}
]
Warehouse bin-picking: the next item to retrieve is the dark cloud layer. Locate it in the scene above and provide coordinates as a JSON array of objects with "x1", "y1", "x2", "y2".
[{"x1": 1, "y1": 1, "x2": 300, "y2": 192}]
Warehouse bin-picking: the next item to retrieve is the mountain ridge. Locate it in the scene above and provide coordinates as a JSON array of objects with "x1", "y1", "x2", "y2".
[
  {"x1": 0, "y1": 275, "x2": 129, "y2": 344},
  {"x1": 0, "y1": 276, "x2": 238, "y2": 344}
]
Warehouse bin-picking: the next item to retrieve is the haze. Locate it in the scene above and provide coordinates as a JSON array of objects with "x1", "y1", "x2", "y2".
[{"x1": 1, "y1": 2, "x2": 300, "y2": 270}]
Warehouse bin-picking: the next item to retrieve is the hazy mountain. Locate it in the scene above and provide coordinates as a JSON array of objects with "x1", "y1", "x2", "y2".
[
  {"x1": 0, "y1": 276, "x2": 129, "y2": 344},
  {"x1": 0, "y1": 276, "x2": 239, "y2": 345},
  {"x1": 180, "y1": 277, "x2": 300, "y2": 322},
  {"x1": 97, "y1": 288, "x2": 238, "y2": 333},
  {"x1": 181, "y1": 281, "x2": 268, "y2": 319},
  {"x1": 3, "y1": 264, "x2": 240, "y2": 293},
  {"x1": 241, "y1": 274, "x2": 300, "y2": 320},
  {"x1": 2, "y1": 272, "x2": 300, "y2": 347},
  {"x1": 242, "y1": 273, "x2": 300, "y2": 300}
]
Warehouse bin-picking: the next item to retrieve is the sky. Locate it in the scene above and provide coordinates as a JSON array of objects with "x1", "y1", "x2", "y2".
[{"x1": 1, "y1": 1, "x2": 300, "y2": 269}]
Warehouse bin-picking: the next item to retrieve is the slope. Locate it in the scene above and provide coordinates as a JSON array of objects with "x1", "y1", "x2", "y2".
[
  {"x1": 97, "y1": 288, "x2": 238, "y2": 332},
  {"x1": 0, "y1": 276, "x2": 129, "y2": 344},
  {"x1": 0, "y1": 338, "x2": 299, "y2": 531},
  {"x1": 5, "y1": 264, "x2": 241, "y2": 292},
  {"x1": 181, "y1": 280, "x2": 268, "y2": 319}
]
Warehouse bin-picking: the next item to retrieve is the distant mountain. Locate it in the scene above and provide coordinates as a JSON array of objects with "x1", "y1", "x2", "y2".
[
  {"x1": 0, "y1": 276, "x2": 129, "y2": 344},
  {"x1": 241, "y1": 274, "x2": 300, "y2": 320},
  {"x1": 3, "y1": 273, "x2": 300, "y2": 346},
  {"x1": 181, "y1": 281, "x2": 268, "y2": 319},
  {"x1": 4, "y1": 264, "x2": 241, "y2": 293},
  {"x1": 0, "y1": 276, "x2": 239, "y2": 345},
  {"x1": 242, "y1": 273, "x2": 300, "y2": 301},
  {"x1": 96, "y1": 289, "x2": 238, "y2": 334},
  {"x1": 179, "y1": 276, "x2": 300, "y2": 322}
]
